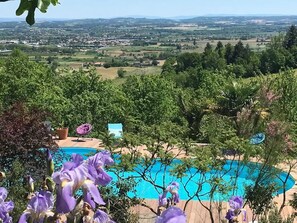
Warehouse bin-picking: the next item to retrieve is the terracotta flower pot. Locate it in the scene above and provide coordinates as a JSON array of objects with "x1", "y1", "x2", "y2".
[{"x1": 56, "y1": 127, "x2": 69, "y2": 140}]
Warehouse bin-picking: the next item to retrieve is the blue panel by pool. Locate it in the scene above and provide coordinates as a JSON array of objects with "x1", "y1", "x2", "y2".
[
  {"x1": 57, "y1": 147, "x2": 295, "y2": 201},
  {"x1": 108, "y1": 123, "x2": 123, "y2": 139}
]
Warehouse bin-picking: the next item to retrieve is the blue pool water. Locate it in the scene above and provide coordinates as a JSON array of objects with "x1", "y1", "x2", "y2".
[{"x1": 57, "y1": 147, "x2": 295, "y2": 201}]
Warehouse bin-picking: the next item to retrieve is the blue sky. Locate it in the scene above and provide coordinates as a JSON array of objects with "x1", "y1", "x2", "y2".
[{"x1": 1, "y1": 0, "x2": 297, "y2": 19}]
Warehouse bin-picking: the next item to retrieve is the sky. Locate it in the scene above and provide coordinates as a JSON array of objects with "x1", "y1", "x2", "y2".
[{"x1": 1, "y1": 0, "x2": 297, "y2": 19}]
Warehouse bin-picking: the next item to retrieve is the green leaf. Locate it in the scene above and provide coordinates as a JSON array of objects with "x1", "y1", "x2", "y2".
[
  {"x1": 38, "y1": 0, "x2": 51, "y2": 13},
  {"x1": 16, "y1": 0, "x2": 58, "y2": 25},
  {"x1": 50, "y1": 0, "x2": 59, "y2": 6},
  {"x1": 25, "y1": 0, "x2": 38, "y2": 26},
  {"x1": 16, "y1": 0, "x2": 30, "y2": 16},
  {"x1": 26, "y1": 8, "x2": 36, "y2": 26}
]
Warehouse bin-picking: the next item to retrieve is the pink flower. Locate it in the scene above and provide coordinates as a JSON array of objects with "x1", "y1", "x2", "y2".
[
  {"x1": 266, "y1": 90, "x2": 280, "y2": 103},
  {"x1": 236, "y1": 107, "x2": 252, "y2": 123},
  {"x1": 260, "y1": 86, "x2": 280, "y2": 105},
  {"x1": 266, "y1": 121, "x2": 283, "y2": 137}
]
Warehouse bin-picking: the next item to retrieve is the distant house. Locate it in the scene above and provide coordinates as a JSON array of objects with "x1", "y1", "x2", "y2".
[
  {"x1": 0, "y1": 50, "x2": 12, "y2": 54},
  {"x1": 94, "y1": 62, "x2": 102, "y2": 67},
  {"x1": 83, "y1": 62, "x2": 103, "y2": 68},
  {"x1": 133, "y1": 61, "x2": 151, "y2": 67},
  {"x1": 133, "y1": 62, "x2": 142, "y2": 67}
]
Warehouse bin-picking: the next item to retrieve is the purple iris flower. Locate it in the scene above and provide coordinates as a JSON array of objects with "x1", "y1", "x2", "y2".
[
  {"x1": 166, "y1": 182, "x2": 179, "y2": 191},
  {"x1": 0, "y1": 187, "x2": 8, "y2": 203},
  {"x1": 156, "y1": 206, "x2": 186, "y2": 223},
  {"x1": 225, "y1": 196, "x2": 246, "y2": 221},
  {"x1": 0, "y1": 187, "x2": 14, "y2": 223},
  {"x1": 18, "y1": 190, "x2": 54, "y2": 223},
  {"x1": 53, "y1": 151, "x2": 114, "y2": 214},
  {"x1": 229, "y1": 196, "x2": 243, "y2": 210},
  {"x1": 158, "y1": 182, "x2": 180, "y2": 207},
  {"x1": 225, "y1": 209, "x2": 236, "y2": 221},
  {"x1": 158, "y1": 192, "x2": 168, "y2": 207},
  {"x1": 93, "y1": 209, "x2": 115, "y2": 223}
]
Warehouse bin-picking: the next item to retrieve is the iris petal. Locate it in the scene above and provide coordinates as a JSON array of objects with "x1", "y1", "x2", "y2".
[
  {"x1": 18, "y1": 212, "x2": 30, "y2": 223},
  {"x1": 0, "y1": 187, "x2": 8, "y2": 203},
  {"x1": 0, "y1": 187, "x2": 14, "y2": 223},
  {"x1": 229, "y1": 196, "x2": 243, "y2": 210},
  {"x1": 93, "y1": 209, "x2": 115, "y2": 223},
  {"x1": 83, "y1": 180, "x2": 105, "y2": 208},
  {"x1": 3, "y1": 201, "x2": 14, "y2": 212},
  {"x1": 61, "y1": 154, "x2": 84, "y2": 171},
  {"x1": 173, "y1": 193, "x2": 180, "y2": 204},
  {"x1": 158, "y1": 191, "x2": 168, "y2": 207},
  {"x1": 56, "y1": 183, "x2": 76, "y2": 214},
  {"x1": 156, "y1": 207, "x2": 186, "y2": 223},
  {"x1": 97, "y1": 168, "x2": 113, "y2": 186}
]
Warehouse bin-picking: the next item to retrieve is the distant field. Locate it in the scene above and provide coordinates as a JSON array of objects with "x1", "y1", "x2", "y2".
[
  {"x1": 184, "y1": 38, "x2": 268, "y2": 53},
  {"x1": 28, "y1": 37, "x2": 268, "y2": 80},
  {"x1": 58, "y1": 61, "x2": 162, "y2": 80},
  {"x1": 160, "y1": 26, "x2": 221, "y2": 31},
  {"x1": 96, "y1": 66, "x2": 162, "y2": 80}
]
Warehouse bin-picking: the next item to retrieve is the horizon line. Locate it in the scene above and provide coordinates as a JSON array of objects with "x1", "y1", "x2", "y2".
[{"x1": 1, "y1": 14, "x2": 297, "y2": 21}]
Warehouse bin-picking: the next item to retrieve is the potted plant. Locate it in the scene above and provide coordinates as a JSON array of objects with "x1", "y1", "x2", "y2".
[{"x1": 56, "y1": 121, "x2": 69, "y2": 140}]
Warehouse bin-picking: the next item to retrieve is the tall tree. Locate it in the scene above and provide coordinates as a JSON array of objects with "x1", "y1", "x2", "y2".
[
  {"x1": 161, "y1": 57, "x2": 176, "y2": 75},
  {"x1": 204, "y1": 42, "x2": 213, "y2": 54},
  {"x1": 215, "y1": 41, "x2": 224, "y2": 58},
  {"x1": 283, "y1": 25, "x2": 297, "y2": 50},
  {"x1": 225, "y1": 43, "x2": 234, "y2": 64},
  {"x1": 233, "y1": 41, "x2": 246, "y2": 63},
  {"x1": 176, "y1": 52, "x2": 202, "y2": 72},
  {"x1": 123, "y1": 75, "x2": 179, "y2": 126}
]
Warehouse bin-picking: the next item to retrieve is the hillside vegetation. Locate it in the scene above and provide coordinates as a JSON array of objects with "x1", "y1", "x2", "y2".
[{"x1": 1, "y1": 25, "x2": 297, "y2": 223}]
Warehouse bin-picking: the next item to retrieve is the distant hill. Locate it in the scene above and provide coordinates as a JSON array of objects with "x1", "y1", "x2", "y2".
[
  {"x1": 0, "y1": 18, "x2": 23, "y2": 22},
  {"x1": 1, "y1": 15, "x2": 297, "y2": 27}
]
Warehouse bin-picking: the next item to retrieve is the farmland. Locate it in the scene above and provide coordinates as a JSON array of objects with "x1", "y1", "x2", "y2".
[
  {"x1": 2, "y1": 13, "x2": 297, "y2": 223},
  {"x1": 0, "y1": 16, "x2": 296, "y2": 79}
]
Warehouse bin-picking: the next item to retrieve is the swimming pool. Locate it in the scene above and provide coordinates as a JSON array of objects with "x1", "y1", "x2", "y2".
[{"x1": 57, "y1": 147, "x2": 295, "y2": 201}]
